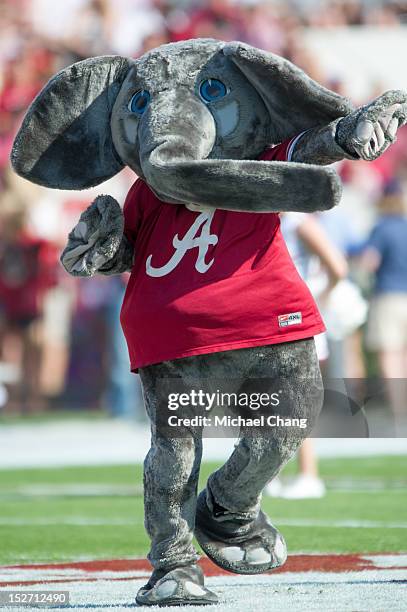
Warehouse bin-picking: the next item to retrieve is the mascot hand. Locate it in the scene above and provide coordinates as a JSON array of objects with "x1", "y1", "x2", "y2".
[
  {"x1": 61, "y1": 195, "x2": 124, "y2": 277},
  {"x1": 336, "y1": 90, "x2": 407, "y2": 161}
]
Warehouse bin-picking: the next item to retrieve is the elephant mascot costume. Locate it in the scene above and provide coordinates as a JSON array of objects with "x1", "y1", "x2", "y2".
[{"x1": 11, "y1": 39, "x2": 407, "y2": 606}]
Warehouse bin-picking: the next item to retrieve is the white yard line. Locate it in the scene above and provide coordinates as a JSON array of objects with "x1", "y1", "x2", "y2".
[
  {"x1": 0, "y1": 484, "x2": 144, "y2": 496},
  {"x1": 0, "y1": 517, "x2": 405, "y2": 528},
  {"x1": 363, "y1": 555, "x2": 407, "y2": 568},
  {"x1": 0, "y1": 421, "x2": 406, "y2": 468},
  {"x1": 0, "y1": 518, "x2": 144, "y2": 526},
  {"x1": 272, "y1": 518, "x2": 407, "y2": 529},
  {"x1": 0, "y1": 480, "x2": 405, "y2": 499},
  {"x1": 0, "y1": 570, "x2": 406, "y2": 612}
]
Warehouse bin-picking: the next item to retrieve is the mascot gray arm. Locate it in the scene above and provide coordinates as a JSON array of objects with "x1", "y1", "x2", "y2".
[
  {"x1": 60, "y1": 195, "x2": 134, "y2": 277},
  {"x1": 292, "y1": 90, "x2": 407, "y2": 165}
]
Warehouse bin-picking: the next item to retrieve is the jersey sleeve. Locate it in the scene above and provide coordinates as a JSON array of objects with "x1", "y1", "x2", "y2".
[{"x1": 259, "y1": 133, "x2": 307, "y2": 163}]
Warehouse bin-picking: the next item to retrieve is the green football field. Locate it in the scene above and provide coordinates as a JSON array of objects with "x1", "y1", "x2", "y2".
[{"x1": 0, "y1": 456, "x2": 406, "y2": 566}]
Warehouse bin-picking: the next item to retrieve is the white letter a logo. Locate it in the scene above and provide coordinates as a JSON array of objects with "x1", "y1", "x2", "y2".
[{"x1": 146, "y1": 211, "x2": 218, "y2": 278}]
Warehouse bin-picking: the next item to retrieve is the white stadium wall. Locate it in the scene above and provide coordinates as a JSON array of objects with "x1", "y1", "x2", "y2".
[{"x1": 304, "y1": 27, "x2": 407, "y2": 102}]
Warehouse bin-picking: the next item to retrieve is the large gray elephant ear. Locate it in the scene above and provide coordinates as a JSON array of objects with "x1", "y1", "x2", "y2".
[
  {"x1": 223, "y1": 42, "x2": 354, "y2": 143},
  {"x1": 11, "y1": 55, "x2": 133, "y2": 190}
]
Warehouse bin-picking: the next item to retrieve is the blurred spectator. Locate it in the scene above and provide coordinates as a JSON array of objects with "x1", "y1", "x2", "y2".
[
  {"x1": 267, "y1": 213, "x2": 348, "y2": 499},
  {"x1": 317, "y1": 206, "x2": 368, "y2": 380},
  {"x1": 103, "y1": 276, "x2": 144, "y2": 419},
  {"x1": 361, "y1": 179, "x2": 407, "y2": 430},
  {"x1": 0, "y1": 198, "x2": 58, "y2": 412}
]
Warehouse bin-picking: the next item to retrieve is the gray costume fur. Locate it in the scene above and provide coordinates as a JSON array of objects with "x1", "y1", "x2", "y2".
[{"x1": 11, "y1": 39, "x2": 407, "y2": 607}]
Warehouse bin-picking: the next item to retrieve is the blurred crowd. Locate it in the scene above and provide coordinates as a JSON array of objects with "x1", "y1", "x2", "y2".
[{"x1": 0, "y1": 0, "x2": 406, "y2": 423}]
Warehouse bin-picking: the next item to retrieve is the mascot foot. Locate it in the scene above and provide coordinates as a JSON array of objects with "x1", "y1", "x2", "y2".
[
  {"x1": 135, "y1": 564, "x2": 219, "y2": 607},
  {"x1": 195, "y1": 489, "x2": 287, "y2": 575}
]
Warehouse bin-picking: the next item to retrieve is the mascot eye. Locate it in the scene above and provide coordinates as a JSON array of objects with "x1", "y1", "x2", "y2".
[
  {"x1": 128, "y1": 90, "x2": 151, "y2": 115},
  {"x1": 200, "y1": 79, "x2": 228, "y2": 103}
]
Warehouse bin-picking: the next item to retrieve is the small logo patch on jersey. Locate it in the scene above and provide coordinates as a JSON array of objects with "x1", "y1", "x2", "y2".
[{"x1": 278, "y1": 312, "x2": 302, "y2": 327}]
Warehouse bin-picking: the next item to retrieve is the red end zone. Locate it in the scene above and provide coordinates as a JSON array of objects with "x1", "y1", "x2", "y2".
[{"x1": 1, "y1": 554, "x2": 406, "y2": 587}]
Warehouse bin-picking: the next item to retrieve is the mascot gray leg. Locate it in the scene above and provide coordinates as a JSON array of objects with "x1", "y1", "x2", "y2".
[
  {"x1": 138, "y1": 339, "x2": 323, "y2": 603},
  {"x1": 138, "y1": 367, "x2": 218, "y2": 605},
  {"x1": 194, "y1": 339, "x2": 323, "y2": 575}
]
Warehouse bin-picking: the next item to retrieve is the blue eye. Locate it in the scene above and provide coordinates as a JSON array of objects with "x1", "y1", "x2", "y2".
[
  {"x1": 200, "y1": 79, "x2": 228, "y2": 103},
  {"x1": 128, "y1": 90, "x2": 150, "y2": 115}
]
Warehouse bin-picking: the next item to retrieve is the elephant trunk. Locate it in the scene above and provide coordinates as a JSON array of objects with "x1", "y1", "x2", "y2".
[
  {"x1": 139, "y1": 89, "x2": 216, "y2": 204},
  {"x1": 140, "y1": 90, "x2": 342, "y2": 214}
]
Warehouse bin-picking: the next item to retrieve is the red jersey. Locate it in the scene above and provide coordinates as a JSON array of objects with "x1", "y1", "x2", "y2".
[{"x1": 121, "y1": 138, "x2": 325, "y2": 370}]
